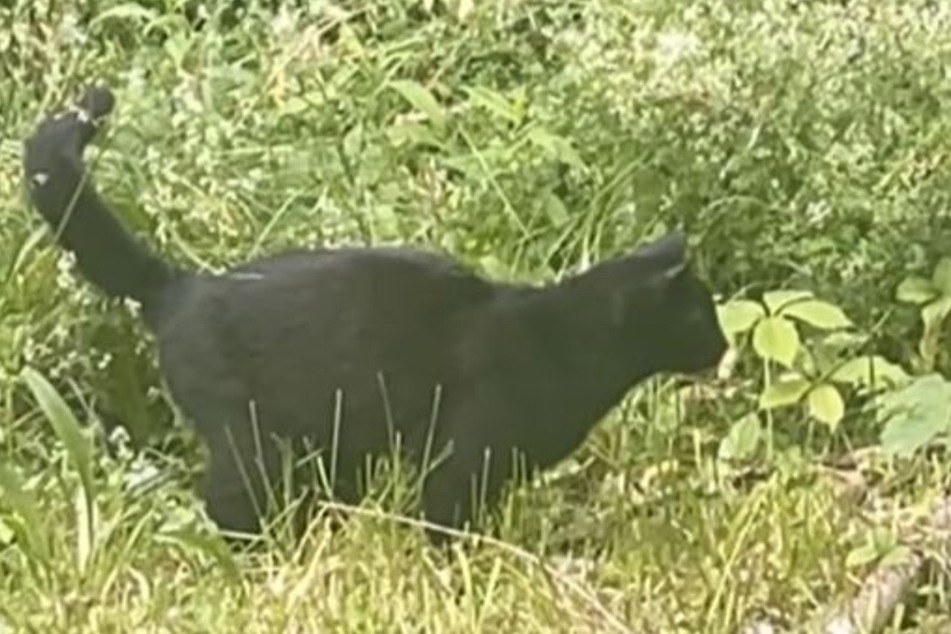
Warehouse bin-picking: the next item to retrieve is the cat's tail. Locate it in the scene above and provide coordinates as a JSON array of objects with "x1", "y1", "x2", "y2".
[{"x1": 23, "y1": 86, "x2": 178, "y2": 308}]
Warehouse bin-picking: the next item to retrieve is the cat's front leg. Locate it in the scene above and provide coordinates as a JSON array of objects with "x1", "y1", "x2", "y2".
[{"x1": 419, "y1": 441, "x2": 511, "y2": 545}]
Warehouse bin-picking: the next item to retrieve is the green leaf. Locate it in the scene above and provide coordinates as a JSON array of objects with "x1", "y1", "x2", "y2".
[
  {"x1": 781, "y1": 300, "x2": 852, "y2": 330},
  {"x1": 932, "y1": 257, "x2": 951, "y2": 295},
  {"x1": 869, "y1": 526, "x2": 899, "y2": 552},
  {"x1": 718, "y1": 414, "x2": 762, "y2": 462},
  {"x1": 388, "y1": 80, "x2": 447, "y2": 129},
  {"x1": 716, "y1": 300, "x2": 765, "y2": 337},
  {"x1": 465, "y1": 86, "x2": 524, "y2": 125},
  {"x1": 880, "y1": 544, "x2": 915, "y2": 568},
  {"x1": 0, "y1": 518, "x2": 13, "y2": 545},
  {"x1": 21, "y1": 367, "x2": 98, "y2": 564},
  {"x1": 21, "y1": 368, "x2": 96, "y2": 501},
  {"x1": 0, "y1": 464, "x2": 50, "y2": 563},
  {"x1": 540, "y1": 190, "x2": 569, "y2": 226},
  {"x1": 921, "y1": 295, "x2": 951, "y2": 331},
  {"x1": 527, "y1": 127, "x2": 587, "y2": 171},
  {"x1": 89, "y1": 3, "x2": 158, "y2": 27},
  {"x1": 278, "y1": 96, "x2": 311, "y2": 117},
  {"x1": 880, "y1": 374, "x2": 951, "y2": 457},
  {"x1": 845, "y1": 542, "x2": 880, "y2": 568},
  {"x1": 74, "y1": 485, "x2": 97, "y2": 574},
  {"x1": 832, "y1": 356, "x2": 909, "y2": 388},
  {"x1": 758, "y1": 376, "x2": 810, "y2": 409},
  {"x1": 896, "y1": 276, "x2": 937, "y2": 305},
  {"x1": 821, "y1": 332, "x2": 868, "y2": 351},
  {"x1": 762, "y1": 290, "x2": 812, "y2": 315},
  {"x1": 812, "y1": 333, "x2": 868, "y2": 375},
  {"x1": 752, "y1": 316, "x2": 801, "y2": 367},
  {"x1": 807, "y1": 384, "x2": 845, "y2": 429}
]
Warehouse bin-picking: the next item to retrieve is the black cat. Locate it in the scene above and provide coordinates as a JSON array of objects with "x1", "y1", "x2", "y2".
[{"x1": 23, "y1": 87, "x2": 728, "y2": 541}]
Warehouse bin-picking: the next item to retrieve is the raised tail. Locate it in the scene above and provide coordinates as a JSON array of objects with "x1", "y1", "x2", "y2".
[{"x1": 23, "y1": 86, "x2": 178, "y2": 308}]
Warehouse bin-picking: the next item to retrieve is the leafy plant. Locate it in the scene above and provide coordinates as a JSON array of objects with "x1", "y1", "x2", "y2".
[
  {"x1": 845, "y1": 526, "x2": 913, "y2": 570},
  {"x1": 879, "y1": 373, "x2": 951, "y2": 457},
  {"x1": 896, "y1": 256, "x2": 951, "y2": 373},
  {"x1": 718, "y1": 290, "x2": 908, "y2": 459}
]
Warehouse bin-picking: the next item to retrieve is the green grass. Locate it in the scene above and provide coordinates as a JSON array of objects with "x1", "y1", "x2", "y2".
[{"x1": 2, "y1": 0, "x2": 951, "y2": 631}]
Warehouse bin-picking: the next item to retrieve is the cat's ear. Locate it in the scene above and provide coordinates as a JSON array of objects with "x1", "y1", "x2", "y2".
[{"x1": 639, "y1": 230, "x2": 688, "y2": 280}]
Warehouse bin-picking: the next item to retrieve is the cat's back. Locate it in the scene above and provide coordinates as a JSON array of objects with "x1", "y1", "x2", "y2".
[
  {"x1": 154, "y1": 246, "x2": 498, "y2": 391},
  {"x1": 229, "y1": 245, "x2": 478, "y2": 284},
  {"x1": 221, "y1": 246, "x2": 493, "y2": 315},
  {"x1": 153, "y1": 245, "x2": 503, "y2": 442}
]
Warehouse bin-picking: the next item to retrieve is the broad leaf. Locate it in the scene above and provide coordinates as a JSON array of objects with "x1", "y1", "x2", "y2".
[
  {"x1": 807, "y1": 383, "x2": 845, "y2": 429},
  {"x1": 0, "y1": 518, "x2": 13, "y2": 545},
  {"x1": 718, "y1": 414, "x2": 762, "y2": 462},
  {"x1": 717, "y1": 300, "x2": 765, "y2": 337},
  {"x1": 759, "y1": 376, "x2": 810, "y2": 409},
  {"x1": 845, "y1": 542, "x2": 881, "y2": 568},
  {"x1": 880, "y1": 374, "x2": 951, "y2": 457},
  {"x1": 896, "y1": 276, "x2": 936, "y2": 305},
  {"x1": 541, "y1": 190, "x2": 569, "y2": 226},
  {"x1": 932, "y1": 257, "x2": 951, "y2": 296},
  {"x1": 752, "y1": 316, "x2": 800, "y2": 367},
  {"x1": 388, "y1": 80, "x2": 447, "y2": 129},
  {"x1": 880, "y1": 544, "x2": 915, "y2": 568},
  {"x1": 832, "y1": 356, "x2": 909, "y2": 388},
  {"x1": 781, "y1": 300, "x2": 852, "y2": 330},
  {"x1": 762, "y1": 290, "x2": 812, "y2": 315},
  {"x1": 921, "y1": 295, "x2": 951, "y2": 331},
  {"x1": 811, "y1": 332, "x2": 868, "y2": 375}
]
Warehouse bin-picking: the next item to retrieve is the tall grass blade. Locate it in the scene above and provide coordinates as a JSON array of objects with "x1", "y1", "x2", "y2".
[{"x1": 21, "y1": 366, "x2": 98, "y2": 566}]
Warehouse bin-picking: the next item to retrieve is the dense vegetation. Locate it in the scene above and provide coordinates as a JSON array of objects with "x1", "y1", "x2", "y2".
[{"x1": 1, "y1": 0, "x2": 949, "y2": 631}]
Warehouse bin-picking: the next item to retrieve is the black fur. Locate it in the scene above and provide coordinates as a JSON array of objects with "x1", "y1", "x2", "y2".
[{"x1": 23, "y1": 87, "x2": 728, "y2": 541}]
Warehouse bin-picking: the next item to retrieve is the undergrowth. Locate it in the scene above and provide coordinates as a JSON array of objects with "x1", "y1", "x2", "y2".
[{"x1": 1, "y1": 1, "x2": 950, "y2": 632}]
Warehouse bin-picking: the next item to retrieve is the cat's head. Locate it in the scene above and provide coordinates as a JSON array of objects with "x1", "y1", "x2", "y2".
[{"x1": 603, "y1": 231, "x2": 728, "y2": 375}]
